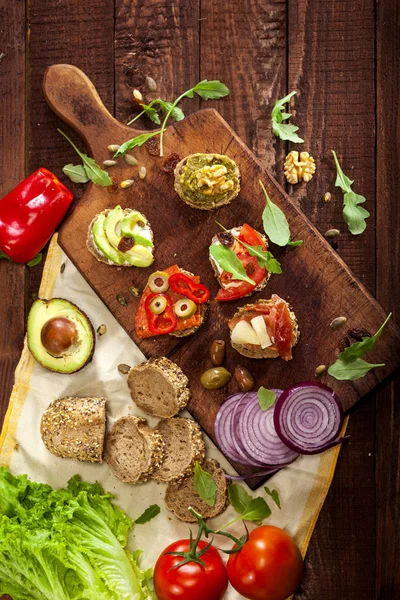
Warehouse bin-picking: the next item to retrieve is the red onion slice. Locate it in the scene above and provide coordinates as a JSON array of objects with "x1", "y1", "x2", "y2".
[
  {"x1": 274, "y1": 381, "x2": 348, "y2": 455},
  {"x1": 238, "y1": 391, "x2": 299, "y2": 466},
  {"x1": 214, "y1": 393, "x2": 252, "y2": 464},
  {"x1": 230, "y1": 392, "x2": 267, "y2": 467}
]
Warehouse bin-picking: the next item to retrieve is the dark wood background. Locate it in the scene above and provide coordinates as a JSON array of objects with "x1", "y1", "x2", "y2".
[{"x1": 0, "y1": 0, "x2": 399, "y2": 598}]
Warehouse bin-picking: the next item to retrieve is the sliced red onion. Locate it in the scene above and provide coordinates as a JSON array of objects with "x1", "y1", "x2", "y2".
[
  {"x1": 238, "y1": 391, "x2": 299, "y2": 466},
  {"x1": 230, "y1": 393, "x2": 267, "y2": 467},
  {"x1": 214, "y1": 393, "x2": 251, "y2": 464},
  {"x1": 273, "y1": 381, "x2": 348, "y2": 455},
  {"x1": 223, "y1": 468, "x2": 278, "y2": 481}
]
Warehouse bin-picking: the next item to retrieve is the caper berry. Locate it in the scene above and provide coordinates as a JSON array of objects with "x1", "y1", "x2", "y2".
[
  {"x1": 209, "y1": 340, "x2": 226, "y2": 366},
  {"x1": 234, "y1": 365, "x2": 255, "y2": 392},
  {"x1": 200, "y1": 367, "x2": 231, "y2": 390}
]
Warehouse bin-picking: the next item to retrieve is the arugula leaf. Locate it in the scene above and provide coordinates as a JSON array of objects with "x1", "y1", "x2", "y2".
[
  {"x1": 114, "y1": 131, "x2": 160, "y2": 158},
  {"x1": 209, "y1": 244, "x2": 256, "y2": 285},
  {"x1": 271, "y1": 91, "x2": 304, "y2": 144},
  {"x1": 264, "y1": 486, "x2": 281, "y2": 509},
  {"x1": 241, "y1": 497, "x2": 271, "y2": 522},
  {"x1": 158, "y1": 100, "x2": 185, "y2": 121},
  {"x1": 287, "y1": 239, "x2": 303, "y2": 247},
  {"x1": 191, "y1": 80, "x2": 230, "y2": 100},
  {"x1": 332, "y1": 151, "x2": 370, "y2": 235},
  {"x1": 228, "y1": 484, "x2": 271, "y2": 523},
  {"x1": 258, "y1": 387, "x2": 277, "y2": 411},
  {"x1": 62, "y1": 163, "x2": 90, "y2": 183},
  {"x1": 58, "y1": 129, "x2": 112, "y2": 186},
  {"x1": 260, "y1": 181, "x2": 291, "y2": 246},
  {"x1": 228, "y1": 484, "x2": 253, "y2": 514},
  {"x1": 26, "y1": 253, "x2": 42, "y2": 267},
  {"x1": 135, "y1": 504, "x2": 161, "y2": 525},
  {"x1": 193, "y1": 462, "x2": 217, "y2": 507},
  {"x1": 140, "y1": 104, "x2": 161, "y2": 124},
  {"x1": 328, "y1": 314, "x2": 391, "y2": 381}
]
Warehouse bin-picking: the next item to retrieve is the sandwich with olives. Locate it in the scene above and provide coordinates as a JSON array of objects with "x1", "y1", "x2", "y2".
[
  {"x1": 174, "y1": 153, "x2": 240, "y2": 210},
  {"x1": 134, "y1": 265, "x2": 210, "y2": 339},
  {"x1": 209, "y1": 223, "x2": 271, "y2": 301},
  {"x1": 87, "y1": 205, "x2": 154, "y2": 267},
  {"x1": 229, "y1": 294, "x2": 299, "y2": 360}
]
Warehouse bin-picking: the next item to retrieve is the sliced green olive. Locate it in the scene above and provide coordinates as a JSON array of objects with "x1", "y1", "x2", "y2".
[
  {"x1": 149, "y1": 295, "x2": 168, "y2": 315},
  {"x1": 174, "y1": 298, "x2": 197, "y2": 318},
  {"x1": 148, "y1": 271, "x2": 170, "y2": 293}
]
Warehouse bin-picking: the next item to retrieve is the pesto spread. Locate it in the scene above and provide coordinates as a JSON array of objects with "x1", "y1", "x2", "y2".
[{"x1": 176, "y1": 153, "x2": 240, "y2": 209}]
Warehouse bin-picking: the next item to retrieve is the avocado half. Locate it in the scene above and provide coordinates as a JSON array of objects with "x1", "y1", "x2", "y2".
[{"x1": 27, "y1": 298, "x2": 95, "y2": 374}]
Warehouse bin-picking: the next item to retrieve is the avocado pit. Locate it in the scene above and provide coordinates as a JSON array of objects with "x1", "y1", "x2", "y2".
[{"x1": 41, "y1": 317, "x2": 78, "y2": 357}]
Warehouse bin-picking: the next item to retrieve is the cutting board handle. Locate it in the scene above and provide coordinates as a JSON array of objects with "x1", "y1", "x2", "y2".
[{"x1": 43, "y1": 64, "x2": 137, "y2": 152}]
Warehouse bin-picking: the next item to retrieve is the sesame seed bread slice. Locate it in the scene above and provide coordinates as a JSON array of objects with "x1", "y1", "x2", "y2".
[
  {"x1": 152, "y1": 418, "x2": 206, "y2": 483},
  {"x1": 40, "y1": 396, "x2": 106, "y2": 463},
  {"x1": 104, "y1": 416, "x2": 165, "y2": 484},
  {"x1": 165, "y1": 458, "x2": 228, "y2": 522},
  {"x1": 128, "y1": 357, "x2": 191, "y2": 419}
]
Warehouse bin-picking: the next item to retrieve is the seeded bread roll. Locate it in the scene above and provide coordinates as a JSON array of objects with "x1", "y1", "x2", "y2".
[
  {"x1": 128, "y1": 357, "x2": 190, "y2": 419},
  {"x1": 152, "y1": 418, "x2": 206, "y2": 483},
  {"x1": 165, "y1": 458, "x2": 228, "y2": 522},
  {"x1": 104, "y1": 416, "x2": 165, "y2": 484},
  {"x1": 40, "y1": 396, "x2": 106, "y2": 463}
]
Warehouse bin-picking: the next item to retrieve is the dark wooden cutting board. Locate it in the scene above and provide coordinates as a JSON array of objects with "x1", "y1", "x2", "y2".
[{"x1": 44, "y1": 64, "x2": 400, "y2": 488}]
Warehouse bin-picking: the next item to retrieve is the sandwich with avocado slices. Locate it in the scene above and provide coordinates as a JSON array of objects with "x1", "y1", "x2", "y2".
[
  {"x1": 87, "y1": 205, "x2": 154, "y2": 267},
  {"x1": 174, "y1": 153, "x2": 240, "y2": 210},
  {"x1": 229, "y1": 295, "x2": 299, "y2": 360}
]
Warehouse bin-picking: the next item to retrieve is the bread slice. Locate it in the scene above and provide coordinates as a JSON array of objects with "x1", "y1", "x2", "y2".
[
  {"x1": 209, "y1": 227, "x2": 270, "y2": 298},
  {"x1": 104, "y1": 416, "x2": 165, "y2": 484},
  {"x1": 174, "y1": 153, "x2": 240, "y2": 210},
  {"x1": 230, "y1": 298, "x2": 300, "y2": 359},
  {"x1": 165, "y1": 458, "x2": 228, "y2": 522},
  {"x1": 168, "y1": 268, "x2": 209, "y2": 338},
  {"x1": 152, "y1": 418, "x2": 206, "y2": 483},
  {"x1": 40, "y1": 396, "x2": 106, "y2": 463},
  {"x1": 128, "y1": 357, "x2": 191, "y2": 419},
  {"x1": 87, "y1": 208, "x2": 153, "y2": 266}
]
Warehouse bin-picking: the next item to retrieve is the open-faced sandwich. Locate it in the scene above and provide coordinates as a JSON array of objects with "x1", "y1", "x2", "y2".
[
  {"x1": 87, "y1": 205, "x2": 154, "y2": 267},
  {"x1": 134, "y1": 265, "x2": 210, "y2": 339},
  {"x1": 229, "y1": 294, "x2": 299, "y2": 360},
  {"x1": 209, "y1": 223, "x2": 270, "y2": 301},
  {"x1": 174, "y1": 153, "x2": 240, "y2": 210}
]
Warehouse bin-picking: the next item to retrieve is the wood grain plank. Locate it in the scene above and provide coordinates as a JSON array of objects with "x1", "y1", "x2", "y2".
[
  {"x1": 288, "y1": 1, "x2": 377, "y2": 598},
  {"x1": 375, "y1": 0, "x2": 400, "y2": 596},
  {"x1": 0, "y1": 0, "x2": 27, "y2": 432},
  {"x1": 199, "y1": 0, "x2": 287, "y2": 184}
]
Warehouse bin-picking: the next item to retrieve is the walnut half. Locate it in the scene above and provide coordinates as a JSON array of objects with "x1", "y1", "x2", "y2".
[{"x1": 284, "y1": 151, "x2": 316, "y2": 184}]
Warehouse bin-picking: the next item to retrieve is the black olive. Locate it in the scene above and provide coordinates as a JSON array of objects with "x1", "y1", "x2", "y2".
[{"x1": 217, "y1": 232, "x2": 234, "y2": 246}]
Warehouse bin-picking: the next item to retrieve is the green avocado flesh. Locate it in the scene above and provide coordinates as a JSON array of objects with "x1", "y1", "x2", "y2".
[
  {"x1": 178, "y1": 153, "x2": 239, "y2": 208},
  {"x1": 92, "y1": 206, "x2": 154, "y2": 266},
  {"x1": 27, "y1": 298, "x2": 95, "y2": 374}
]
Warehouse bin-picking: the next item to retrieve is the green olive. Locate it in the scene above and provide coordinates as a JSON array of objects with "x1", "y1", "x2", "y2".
[
  {"x1": 209, "y1": 340, "x2": 226, "y2": 366},
  {"x1": 149, "y1": 295, "x2": 167, "y2": 315},
  {"x1": 174, "y1": 298, "x2": 197, "y2": 318},
  {"x1": 148, "y1": 271, "x2": 170, "y2": 293},
  {"x1": 200, "y1": 367, "x2": 231, "y2": 390},
  {"x1": 234, "y1": 365, "x2": 255, "y2": 392}
]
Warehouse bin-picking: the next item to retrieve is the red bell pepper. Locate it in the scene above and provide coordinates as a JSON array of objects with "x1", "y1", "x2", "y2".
[
  {"x1": 0, "y1": 168, "x2": 73, "y2": 263},
  {"x1": 144, "y1": 293, "x2": 177, "y2": 335},
  {"x1": 168, "y1": 272, "x2": 210, "y2": 304}
]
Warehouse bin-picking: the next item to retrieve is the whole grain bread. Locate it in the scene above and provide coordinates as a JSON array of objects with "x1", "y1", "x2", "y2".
[
  {"x1": 128, "y1": 357, "x2": 191, "y2": 419},
  {"x1": 104, "y1": 416, "x2": 165, "y2": 484},
  {"x1": 165, "y1": 458, "x2": 228, "y2": 522},
  {"x1": 174, "y1": 153, "x2": 240, "y2": 210},
  {"x1": 40, "y1": 396, "x2": 106, "y2": 463},
  {"x1": 152, "y1": 417, "x2": 206, "y2": 483},
  {"x1": 230, "y1": 298, "x2": 300, "y2": 359}
]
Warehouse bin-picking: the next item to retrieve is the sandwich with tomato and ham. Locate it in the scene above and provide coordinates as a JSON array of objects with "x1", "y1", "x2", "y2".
[
  {"x1": 228, "y1": 295, "x2": 299, "y2": 360},
  {"x1": 209, "y1": 223, "x2": 271, "y2": 301}
]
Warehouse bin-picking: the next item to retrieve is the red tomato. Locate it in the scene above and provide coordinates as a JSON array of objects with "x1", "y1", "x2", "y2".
[
  {"x1": 227, "y1": 526, "x2": 304, "y2": 600},
  {"x1": 154, "y1": 539, "x2": 228, "y2": 600}
]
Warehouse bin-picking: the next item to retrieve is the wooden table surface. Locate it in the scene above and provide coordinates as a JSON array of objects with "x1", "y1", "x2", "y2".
[{"x1": 0, "y1": 1, "x2": 399, "y2": 598}]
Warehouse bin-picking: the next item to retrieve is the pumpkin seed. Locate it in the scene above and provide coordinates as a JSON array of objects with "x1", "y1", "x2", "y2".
[
  {"x1": 118, "y1": 363, "x2": 131, "y2": 374},
  {"x1": 330, "y1": 316, "x2": 347, "y2": 330},
  {"x1": 146, "y1": 76, "x2": 157, "y2": 91},
  {"x1": 103, "y1": 159, "x2": 117, "y2": 168},
  {"x1": 97, "y1": 324, "x2": 107, "y2": 336},
  {"x1": 323, "y1": 192, "x2": 331, "y2": 203},
  {"x1": 315, "y1": 364, "x2": 326, "y2": 376},
  {"x1": 60, "y1": 262, "x2": 66, "y2": 274},
  {"x1": 139, "y1": 166, "x2": 147, "y2": 179},
  {"x1": 124, "y1": 154, "x2": 138, "y2": 166},
  {"x1": 129, "y1": 286, "x2": 140, "y2": 297},
  {"x1": 116, "y1": 293, "x2": 128, "y2": 306},
  {"x1": 120, "y1": 179, "x2": 134, "y2": 189},
  {"x1": 133, "y1": 89, "x2": 143, "y2": 101},
  {"x1": 324, "y1": 229, "x2": 341, "y2": 239},
  {"x1": 108, "y1": 144, "x2": 120, "y2": 153}
]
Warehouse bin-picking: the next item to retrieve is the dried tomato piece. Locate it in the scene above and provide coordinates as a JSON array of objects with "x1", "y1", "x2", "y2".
[
  {"x1": 146, "y1": 137, "x2": 160, "y2": 156},
  {"x1": 162, "y1": 152, "x2": 181, "y2": 173}
]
